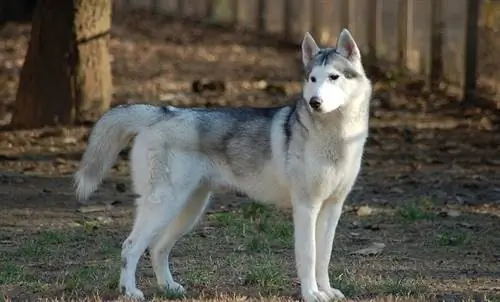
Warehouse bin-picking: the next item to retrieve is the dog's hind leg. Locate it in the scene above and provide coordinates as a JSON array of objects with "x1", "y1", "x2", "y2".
[
  {"x1": 119, "y1": 191, "x2": 190, "y2": 300},
  {"x1": 149, "y1": 185, "x2": 211, "y2": 294},
  {"x1": 119, "y1": 137, "x2": 202, "y2": 299}
]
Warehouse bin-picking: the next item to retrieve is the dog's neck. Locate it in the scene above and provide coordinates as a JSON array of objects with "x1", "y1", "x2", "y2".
[{"x1": 337, "y1": 82, "x2": 372, "y2": 135}]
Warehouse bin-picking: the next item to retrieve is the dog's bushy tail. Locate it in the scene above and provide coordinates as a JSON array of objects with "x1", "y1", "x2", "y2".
[{"x1": 74, "y1": 104, "x2": 165, "y2": 202}]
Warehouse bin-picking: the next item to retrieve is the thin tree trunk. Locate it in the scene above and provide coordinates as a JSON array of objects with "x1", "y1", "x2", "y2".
[{"x1": 11, "y1": 0, "x2": 112, "y2": 129}]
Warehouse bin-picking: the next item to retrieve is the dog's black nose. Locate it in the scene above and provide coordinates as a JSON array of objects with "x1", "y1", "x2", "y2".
[{"x1": 309, "y1": 97, "x2": 322, "y2": 110}]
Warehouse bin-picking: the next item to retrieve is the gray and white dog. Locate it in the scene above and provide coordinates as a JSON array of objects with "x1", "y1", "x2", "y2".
[{"x1": 74, "y1": 29, "x2": 372, "y2": 302}]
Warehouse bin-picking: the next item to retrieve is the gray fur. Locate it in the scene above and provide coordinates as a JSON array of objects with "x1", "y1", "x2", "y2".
[
  {"x1": 305, "y1": 48, "x2": 361, "y2": 79},
  {"x1": 74, "y1": 104, "x2": 170, "y2": 200},
  {"x1": 74, "y1": 29, "x2": 373, "y2": 302},
  {"x1": 192, "y1": 106, "x2": 283, "y2": 176}
]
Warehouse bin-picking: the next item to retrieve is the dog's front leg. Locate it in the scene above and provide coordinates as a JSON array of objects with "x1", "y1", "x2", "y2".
[
  {"x1": 292, "y1": 198, "x2": 330, "y2": 302},
  {"x1": 315, "y1": 199, "x2": 345, "y2": 300}
]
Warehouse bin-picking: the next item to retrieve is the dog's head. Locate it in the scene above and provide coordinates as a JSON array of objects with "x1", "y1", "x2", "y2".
[{"x1": 301, "y1": 29, "x2": 367, "y2": 113}]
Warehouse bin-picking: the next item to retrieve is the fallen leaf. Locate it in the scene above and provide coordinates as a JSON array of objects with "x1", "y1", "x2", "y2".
[
  {"x1": 447, "y1": 209, "x2": 461, "y2": 217},
  {"x1": 63, "y1": 136, "x2": 77, "y2": 144},
  {"x1": 458, "y1": 222, "x2": 475, "y2": 229},
  {"x1": 77, "y1": 205, "x2": 109, "y2": 213},
  {"x1": 350, "y1": 242, "x2": 385, "y2": 256},
  {"x1": 255, "y1": 80, "x2": 267, "y2": 89},
  {"x1": 96, "y1": 216, "x2": 113, "y2": 224},
  {"x1": 350, "y1": 220, "x2": 361, "y2": 228},
  {"x1": 54, "y1": 158, "x2": 66, "y2": 165},
  {"x1": 439, "y1": 209, "x2": 461, "y2": 218},
  {"x1": 363, "y1": 224, "x2": 381, "y2": 231},
  {"x1": 356, "y1": 205, "x2": 373, "y2": 217},
  {"x1": 390, "y1": 187, "x2": 405, "y2": 194},
  {"x1": 191, "y1": 79, "x2": 226, "y2": 94}
]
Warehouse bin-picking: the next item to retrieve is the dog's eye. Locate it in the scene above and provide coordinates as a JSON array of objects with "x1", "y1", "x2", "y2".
[
  {"x1": 328, "y1": 74, "x2": 340, "y2": 81},
  {"x1": 310, "y1": 76, "x2": 317, "y2": 83}
]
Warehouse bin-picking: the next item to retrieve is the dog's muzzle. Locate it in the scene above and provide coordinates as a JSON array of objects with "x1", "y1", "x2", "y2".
[{"x1": 309, "y1": 97, "x2": 322, "y2": 110}]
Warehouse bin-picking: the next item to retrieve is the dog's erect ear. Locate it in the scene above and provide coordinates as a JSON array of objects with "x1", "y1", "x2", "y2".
[
  {"x1": 301, "y1": 32, "x2": 320, "y2": 67},
  {"x1": 336, "y1": 29, "x2": 360, "y2": 62}
]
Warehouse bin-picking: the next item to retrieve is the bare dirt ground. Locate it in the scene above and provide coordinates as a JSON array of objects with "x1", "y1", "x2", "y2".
[{"x1": 1, "y1": 10, "x2": 500, "y2": 302}]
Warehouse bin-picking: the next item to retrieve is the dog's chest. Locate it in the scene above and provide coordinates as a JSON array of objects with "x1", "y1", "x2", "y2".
[{"x1": 308, "y1": 136, "x2": 365, "y2": 200}]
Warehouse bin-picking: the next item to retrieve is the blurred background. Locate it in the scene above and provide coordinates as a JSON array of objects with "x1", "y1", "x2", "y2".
[
  {"x1": 0, "y1": 1, "x2": 499, "y2": 301},
  {"x1": 0, "y1": 0, "x2": 499, "y2": 127}
]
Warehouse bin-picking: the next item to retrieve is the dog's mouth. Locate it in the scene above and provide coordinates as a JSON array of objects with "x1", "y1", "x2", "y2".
[
  {"x1": 309, "y1": 105, "x2": 326, "y2": 113},
  {"x1": 306, "y1": 95, "x2": 347, "y2": 113},
  {"x1": 308, "y1": 102, "x2": 344, "y2": 114}
]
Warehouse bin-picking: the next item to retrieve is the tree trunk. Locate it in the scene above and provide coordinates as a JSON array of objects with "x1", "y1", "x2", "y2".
[{"x1": 10, "y1": 0, "x2": 112, "y2": 129}]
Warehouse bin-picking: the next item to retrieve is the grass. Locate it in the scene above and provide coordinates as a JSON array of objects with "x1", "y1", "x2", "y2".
[
  {"x1": 243, "y1": 257, "x2": 288, "y2": 292},
  {"x1": 210, "y1": 202, "x2": 293, "y2": 253},
  {"x1": 436, "y1": 231, "x2": 471, "y2": 246},
  {"x1": 328, "y1": 268, "x2": 361, "y2": 297},
  {"x1": 394, "y1": 197, "x2": 436, "y2": 222},
  {"x1": 154, "y1": 287, "x2": 187, "y2": 301},
  {"x1": 373, "y1": 278, "x2": 426, "y2": 297},
  {"x1": 1, "y1": 200, "x2": 500, "y2": 301}
]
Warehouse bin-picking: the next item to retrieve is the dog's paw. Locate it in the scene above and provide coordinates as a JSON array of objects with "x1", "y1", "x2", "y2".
[
  {"x1": 164, "y1": 282, "x2": 186, "y2": 295},
  {"x1": 123, "y1": 287, "x2": 145, "y2": 300},
  {"x1": 321, "y1": 286, "x2": 345, "y2": 300},
  {"x1": 302, "y1": 289, "x2": 331, "y2": 302}
]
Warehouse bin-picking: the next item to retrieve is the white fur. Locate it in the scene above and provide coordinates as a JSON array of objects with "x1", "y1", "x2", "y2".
[
  {"x1": 302, "y1": 29, "x2": 364, "y2": 115},
  {"x1": 74, "y1": 29, "x2": 371, "y2": 302},
  {"x1": 303, "y1": 64, "x2": 348, "y2": 113},
  {"x1": 302, "y1": 32, "x2": 320, "y2": 67}
]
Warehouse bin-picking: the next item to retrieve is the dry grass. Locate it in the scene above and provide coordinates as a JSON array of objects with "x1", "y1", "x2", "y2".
[
  {"x1": 0, "y1": 295, "x2": 462, "y2": 302},
  {"x1": 1, "y1": 198, "x2": 500, "y2": 301}
]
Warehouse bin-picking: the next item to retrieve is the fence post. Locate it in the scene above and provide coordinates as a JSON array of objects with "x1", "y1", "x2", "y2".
[
  {"x1": 231, "y1": 0, "x2": 238, "y2": 24},
  {"x1": 366, "y1": 0, "x2": 381, "y2": 67},
  {"x1": 340, "y1": 0, "x2": 350, "y2": 30},
  {"x1": 311, "y1": 0, "x2": 321, "y2": 43},
  {"x1": 429, "y1": 0, "x2": 444, "y2": 88},
  {"x1": 282, "y1": 0, "x2": 313, "y2": 43},
  {"x1": 177, "y1": 0, "x2": 184, "y2": 16},
  {"x1": 205, "y1": 0, "x2": 214, "y2": 18},
  {"x1": 300, "y1": 0, "x2": 312, "y2": 42},
  {"x1": 283, "y1": 0, "x2": 293, "y2": 40},
  {"x1": 257, "y1": 0, "x2": 266, "y2": 31},
  {"x1": 463, "y1": 0, "x2": 479, "y2": 104},
  {"x1": 151, "y1": 0, "x2": 158, "y2": 13},
  {"x1": 398, "y1": 0, "x2": 415, "y2": 71}
]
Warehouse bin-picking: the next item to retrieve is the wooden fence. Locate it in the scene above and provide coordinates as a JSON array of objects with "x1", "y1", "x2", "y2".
[{"x1": 115, "y1": 0, "x2": 500, "y2": 106}]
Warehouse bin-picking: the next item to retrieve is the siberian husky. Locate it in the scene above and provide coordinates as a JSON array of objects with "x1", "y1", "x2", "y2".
[{"x1": 74, "y1": 29, "x2": 372, "y2": 301}]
